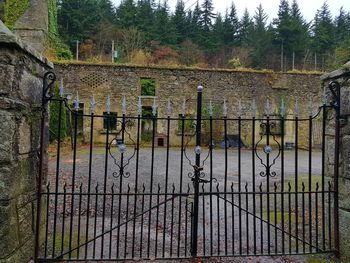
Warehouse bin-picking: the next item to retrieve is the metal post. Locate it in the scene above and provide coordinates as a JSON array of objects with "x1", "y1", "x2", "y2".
[
  {"x1": 35, "y1": 72, "x2": 56, "y2": 260},
  {"x1": 292, "y1": 51, "x2": 295, "y2": 71},
  {"x1": 191, "y1": 85, "x2": 203, "y2": 257},
  {"x1": 330, "y1": 81, "x2": 341, "y2": 257}
]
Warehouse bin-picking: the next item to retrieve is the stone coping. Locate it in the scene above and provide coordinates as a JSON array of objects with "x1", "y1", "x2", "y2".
[
  {"x1": 0, "y1": 20, "x2": 53, "y2": 68},
  {"x1": 321, "y1": 61, "x2": 350, "y2": 81},
  {"x1": 54, "y1": 60, "x2": 323, "y2": 76}
]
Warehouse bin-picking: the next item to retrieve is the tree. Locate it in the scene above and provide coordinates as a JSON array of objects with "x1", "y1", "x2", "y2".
[
  {"x1": 135, "y1": 0, "x2": 155, "y2": 41},
  {"x1": 116, "y1": 0, "x2": 137, "y2": 28},
  {"x1": 238, "y1": 8, "x2": 253, "y2": 47},
  {"x1": 173, "y1": 0, "x2": 187, "y2": 44},
  {"x1": 312, "y1": 2, "x2": 335, "y2": 56},
  {"x1": 179, "y1": 39, "x2": 203, "y2": 66},
  {"x1": 273, "y1": 0, "x2": 292, "y2": 55},
  {"x1": 250, "y1": 4, "x2": 272, "y2": 68},
  {"x1": 200, "y1": 0, "x2": 215, "y2": 33},
  {"x1": 334, "y1": 7, "x2": 350, "y2": 44},
  {"x1": 152, "y1": 1, "x2": 177, "y2": 45},
  {"x1": 58, "y1": 0, "x2": 101, "y2": 45},
  {"x1": 223, "y1": 2, "x2": 239, "y2": 46},
  {"x1": 120, "y1": 27, "x2": 144, "y2": 61}
]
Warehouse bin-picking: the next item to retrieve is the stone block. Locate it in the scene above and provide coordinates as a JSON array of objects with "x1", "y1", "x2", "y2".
[
  {"x1": 0, "y1": 110, "x2": 16, "y2": 164},
  {"x1": 339, "y1": 177, "x2": 350, "y2": 211},
  {"x1": 19, "y1": 69, "x2": 42, "y2": 104},
  {"x1": 340, "y1": 209, "x2": 350, "y2": 260}
]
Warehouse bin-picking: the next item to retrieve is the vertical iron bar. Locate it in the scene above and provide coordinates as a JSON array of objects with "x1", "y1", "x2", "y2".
[
  {"x1": 101, "y1": 113, "x2": 110, "y2": 259},
  {"x1": 35, "y1": 72, "x2": 55, "y2": 261},
  {"x1": 245, "y1": 183, "x2": 249, "y2": 255},
  {"x1": 224, "y1": 116, "x2": 228, "y2": 255},
  {"x1": 52, "y1": 97, "x2": 63, "y2": 258},
  {"x1": 162, "y1": 116, "x2": 171, "y2": 257},
  {"x1": 147, "y1": 115, "x2": 156, "y2": 258},
  {"x1": 92, "y1": 184, "x2": 99, "y2": 259},
  {"x1": 308, "y1": 115, "x2": 313, "y2": 253},
  {"x1": 302, "y1": 183, "x2": 306, "y2": 253},
  {"x1": 295, "y1": 116, "x2": 299, "y2": 253},
  {"x1": 177, "y1": 115, "x2": 185, "y2": 257},
  {"x1": 60, "y1": 184, "x2": 67, "y2": 255},
  {"x1": 288, "y1": 183, "x2": 292, "y2": 254},
  {"x1": 155, "y1": 185, "x2": 161, "y2": 258},
  {"x1": 266, "y1": 116, "x2": 271, "y2": 254},
  {"x1": 315, "y1": 183, "x2": 319, "y2": 252},
  {"x1": 124, "y1": 185, "x2": 131, "y2": 258},
  {"x1": 139, "y1": 184, "x2": 146, "y2": 258},
  {"x1": 109, "y1": 184, "x2": 115, "y2": 259},
  {"x1": 68, "y1": 110, "x2": 79, "y2": 259},
  {"x1": 274, "y1": 183, "x2": 277, "y2": 254},
  {"x1": 328, "y1": 181, "x2": 332, "y2": 250},
  {"x1": 259, "y1": 184, "x2": 263, "y2": 254},
  {"x1": 231, "y1": 183, "x2": 235, "y2": 255},
  {"x1": 191, "y1": 86, "x2": 203, "y2": 257},
  {"x1": 85, "y1": 113, "x2": 94, "y2": 259},
  {"x1": 131, "y1": 114, "x2": 141, "y2": 258},
  {"x1": 131, "y1": 114, "x2": 140, "y2": 258},
  {"x1": 170, "y1": 185, "x2": 175, "y2": 257},
  {"x1": 116, "y1": 115, "x2": 126, "y2": 258},
  {"x1": 252, "y1": 117, "x2": 256, "y2": 254},
  {"x1": 77, "y1": 184, "x2": 83, "y2": 258},
  {"x1": 332, "y1": 82, "x2": 341, "y2": 257},
  {"x1": 216, "y1": 184, "x2": 220, "y2": 255},
  {"x1": 209, "y1": 114, "x2": 213, "y2": 256},
  {"x1": 44, "y1": 184, "x2": 50, "y2": 258},
  {"x1": 238, "y1": 115, "x2": 242, "y2": 255},
  {"x1": 281, "y1": 116, "x2": 285, "y2": 254},
  {"x1": 321, "y1": 105, "x2": 326, "y2": 251},
  {"x1": 202, "y1": 184, "x2": 206, "y2": 256}
]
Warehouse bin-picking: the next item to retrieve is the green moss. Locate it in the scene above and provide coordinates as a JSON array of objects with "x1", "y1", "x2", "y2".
[{"x1": 4, "y1": 0, "x2": 29, "y2": 30}]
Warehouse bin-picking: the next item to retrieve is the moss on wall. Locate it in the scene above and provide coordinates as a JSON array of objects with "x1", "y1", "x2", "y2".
[{"x1": 3, "y1": 0, "x2": 29, "y2": 30}]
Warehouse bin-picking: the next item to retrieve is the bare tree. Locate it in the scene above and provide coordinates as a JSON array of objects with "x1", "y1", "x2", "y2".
[{"x1": 120, "y1": 27, "x2": 144, "y2": 61}]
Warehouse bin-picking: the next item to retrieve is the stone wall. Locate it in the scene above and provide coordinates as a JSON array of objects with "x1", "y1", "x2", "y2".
[
  {"x1": 54, "y1": 62, "x2": 323, "y2": 147},
  {"x1": 321, "y1": 63, "x2": 350, "y2": 259},
  {"x1": 0, "y1": 21, "x2": 52, "y2": 262}
]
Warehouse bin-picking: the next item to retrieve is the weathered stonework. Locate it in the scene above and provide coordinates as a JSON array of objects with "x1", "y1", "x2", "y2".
[
  {"x1": 321, "y1": 62, "x2": 350, "y2": 259},
  {"x1": 13, "y1": 0, "x2": 49, "y2": 53},
  {"x1": 54, "y1": 62, "x2": 323, "y2": 147},
  {"x1": 0, "y1": 20, "x2": 52, "y2": 262}
]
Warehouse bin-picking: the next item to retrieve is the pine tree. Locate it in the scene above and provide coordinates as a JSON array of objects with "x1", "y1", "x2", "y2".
[
  {"x1": 173, "y1": 0, "x2": 187, "y2": 44},
  {"x1": 135, "y1": 0, "x2": 155, "y2": 41},
  {"x1": 251, "y1": 4, "x2": 272, "y2": 68},
  {"x1": 116, "y1": 0, "x2": 137, "y2": 28},
  {"x1": 273, "y1": 0, "x2": 292, "y2": 55},
  {"x1": 212, "y1": 13, "x2": 225, "y2": 49},
  {"x1": 238, "y1": 8, "x2": 253, "y2": 47},
  {"x1": 222, "y1": 2, "x2": 239, "y2": 46},
  {"x1": 153, "y1": 1, "x2": 177, "y2": 45},
  {"x1": 334, "y1": 7, "x2": 350, "y2": 44},
  {"x1": 312, "y1": 1, "x2": 335, "y2": 55},
  {"x1": 200, "y1": 0, "x2": 215, "y2": 33}
]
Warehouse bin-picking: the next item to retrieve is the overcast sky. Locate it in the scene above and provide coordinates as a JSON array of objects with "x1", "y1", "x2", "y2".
[{"x1": 111, "y1": 0, "x2": 350, "y2": 23}]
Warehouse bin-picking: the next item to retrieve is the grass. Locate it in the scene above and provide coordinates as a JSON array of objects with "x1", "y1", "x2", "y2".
[{"x1": 45, "y1": 229, "x2": 81, "y2": 258}]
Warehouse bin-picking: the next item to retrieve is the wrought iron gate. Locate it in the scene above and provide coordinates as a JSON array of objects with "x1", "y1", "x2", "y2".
[{"x1": 35, "y1": 72, "x2": 340, "y2": 261}]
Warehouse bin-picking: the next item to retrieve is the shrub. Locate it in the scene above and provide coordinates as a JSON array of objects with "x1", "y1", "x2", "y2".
[{"x1": 227, "y1": 58, "x2": 241, "y2": 69}]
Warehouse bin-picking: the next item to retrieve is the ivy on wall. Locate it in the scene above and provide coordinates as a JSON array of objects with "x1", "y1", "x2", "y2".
[{"x1": 3, "y1": 0, "x2": 29, "y2": 30}]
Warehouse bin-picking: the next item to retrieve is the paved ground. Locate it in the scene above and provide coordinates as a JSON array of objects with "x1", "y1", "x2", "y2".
[{"x1": 45, "y1": 146, "x2": 329, "y2": 262}]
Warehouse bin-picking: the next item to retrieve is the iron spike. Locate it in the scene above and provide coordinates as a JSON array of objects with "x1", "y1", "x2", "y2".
[
  {"x1": 308, "y1": 99, "x2": 313, "y2": 117},
  {"x1": 152, "y1": 97, "x2": 157, "y2": 116},
  {"x1": 251, "y1": 99, "x2": 257, "y2": 118},
  {"x1": 280, "y1": 98, "x2": 286, "y2": 117},
  {"x1": 182, "y1": 98, "x2": 186, "y2": 117},
  {"x1": 265, "y1": 99, "x2": 272, "y2": 116},
  {"x1": 74, "y1": 92, "x2": 79, "y2": 111},
  {"x1": 137, "y1": 97, "x2": 142, "y2": 115},
  {"x1": 223, "y1": 99, "x2": 228, "y2": 117},
  {"x1": 122, "y1": 95, "x2": 127, "y2": 115},
  {"x1": 209, "y1": 100, "x2": 213, "y2": 117},
  {"x1": 167, "y1": 98, "x2": 172, "y2": 117},
  {"x1": 91, "y1": 94, "x2": 96, "y2": 114},
  {"x1": 237, "y1": 99, "x2": 242, "y2": 117},
  {"x1": 59, "y1": 78, "x2": 64, "y2": 98},
  {"x1": 106, "y1": 95, "x2": 111, "y2": 114},
  {"x1": 294, "y1": 98, "x2": 299, "y2": 117}
]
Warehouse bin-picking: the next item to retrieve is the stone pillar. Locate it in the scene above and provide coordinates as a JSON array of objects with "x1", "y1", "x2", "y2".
[
  {"x1": 321, "y1": 61, "x2": 350, "y2": 259},
  {"x1": 13, "y1": 0, "x2": 49, "y2": 53},
  {"x1": 0, "y1": 20, "x2": 53, "y2": 262}
]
